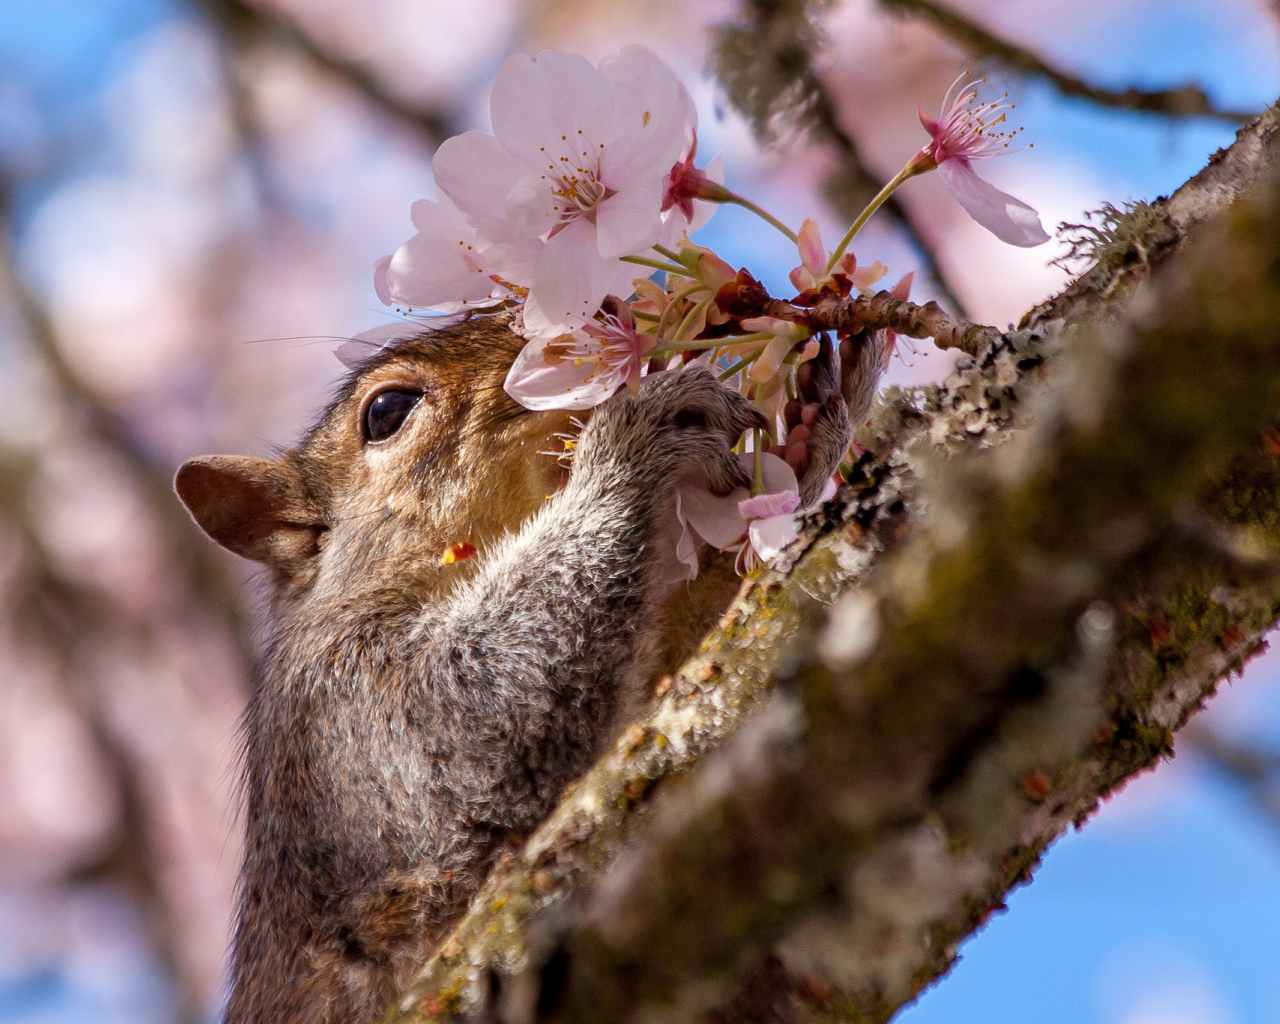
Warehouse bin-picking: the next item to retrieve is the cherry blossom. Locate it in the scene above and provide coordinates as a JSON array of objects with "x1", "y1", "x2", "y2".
[
  {"x1": 632, "y1": 241, "x2": 737, "y2": 340},
  {"x1": 365, "y1": 43, "x2": 1051, "y2": 501},
  {"x1": 739, "y1": 316, "x2": 811, "y2": 382},
  {"x1": 373, "y1": 193, "x2": 520, "y2": 315},
  {"x1": 504, "y1": 298, "x2": 656, "y2": 410},
  {"x1": 736, "y1": 488, "x2": 802, "y2": 569},
  {"x1": 911, "y1": 72, "x2": 1049, "y2": 247},
  {"x1": 659, "y1": 135, "x2": 724, "y2": 247},
  {"x1": 879, "y1": 271, "x2": 915, "y2": 372},
  {"x1": 788, "y1": 219, "x2": 887, "y2": 300},
  {"x1": 730, "y1": 315, "x2": 816, "y2": 421},
  {"x1": 667, "y1": 453, "x2": 839, "y2": 579},
  {"x1": 431, "y1": 46, "x2": 696, "y2": 337},
  {"x1": 733, "y1": 471, "x2": 839, "y2": 571}
]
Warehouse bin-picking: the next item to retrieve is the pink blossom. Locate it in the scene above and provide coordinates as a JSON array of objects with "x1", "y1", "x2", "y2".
[
  {"x1": 913, "y1": 73, "x2": 1049, "y2": 247},
  {"x1": 659, "y1": 134, "x2": 724, "y2": 247},
  {"x1": 739, "y1": 316, "x2": 810, "y2": 382},
  {"x1": 788, "y1": 219, "x2": 887, "y2": 297},
  {"x1": 667, "y1": 453, "x2": 808, "y2": 579},
  {"x1": 504, "y1": 299, "x2": 655, "y2": 410},
  {"x1": 879, "y1": 271, "x2": 915, "y2": 372},
  {"x1": 431, "y1": 46, "x2": 696, "y2": 337},
  {"x1": 732, "y1": 316, "x2": 815, "y2": 421},
  {"x1": 373, "y1": 193, "x2": 521, "y2": 315},
  {"x1": 737, "y1": 488, "x2": 802, "y2": 567}
]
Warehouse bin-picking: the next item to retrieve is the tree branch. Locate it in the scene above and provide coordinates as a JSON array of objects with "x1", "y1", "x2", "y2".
[
  {"x1": 878, "y1": 0, "x2": 1258, "y2": 124},
  {"x1": 0, "y1": 223, "x2": 250, "y2": 1021},
  {"x1": 0, "y1": 219, "x2": 254, "y2": 647},
  {"x1": 710, "y1": 0, "x2": 970, "y2": 315},
  {"x1": 801, "y1": 289, "x2": 1001, "y2": 355},
  {"x1": 1183, "y1": 724, "x2": 1280, "y2": 828},
  {"x1": 199, "y1": 0, "x2": 456, "y2": 142},
  {"x1": 382, "y1": 104, "x2": 1280, "y2": 1024}
]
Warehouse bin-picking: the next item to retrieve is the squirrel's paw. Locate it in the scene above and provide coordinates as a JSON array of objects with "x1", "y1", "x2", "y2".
[
  {"x1": 838, "y1": 330, "x2": 886, "y2": 428},
  {"x1": 641, "y1": 365, "x2": 770, "y2": 446},
  {"x1": 639, "y1": 367, "x2": 764, "y2": 495},
  {"x1": 775, "y1": 336, "x2": 852, "y2": 506}
]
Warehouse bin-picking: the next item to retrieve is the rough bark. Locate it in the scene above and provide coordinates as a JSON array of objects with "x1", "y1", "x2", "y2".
[{"x1": 380, "y1": 106, "x2": 1280, "y2": 1023}]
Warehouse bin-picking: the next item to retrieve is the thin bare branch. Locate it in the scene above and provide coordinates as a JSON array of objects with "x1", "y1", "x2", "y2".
[
  {"x1": 802, "y1": 289, "x2": 1001, "y2": 354},
  {"x1": 879, "y1": 0, "x2": 1258, "y2": 124},
  {"x1": 200, "y1": 0, "x2": 457, "y2": 142}
]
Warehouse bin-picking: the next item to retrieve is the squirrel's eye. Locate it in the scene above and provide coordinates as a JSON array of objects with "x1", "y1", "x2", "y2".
[{"x1": 364, "y1": 389, "x2": 421, "y2": 443}]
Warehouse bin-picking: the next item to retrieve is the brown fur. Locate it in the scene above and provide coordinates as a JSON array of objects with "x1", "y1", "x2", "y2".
[{"x1": 175, "y1": 315, "x2": 874, "y2": 1022}]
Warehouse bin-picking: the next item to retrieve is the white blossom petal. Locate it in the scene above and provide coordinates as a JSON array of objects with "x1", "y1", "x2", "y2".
[
  {"x1": 490, "y1": 50, "x2": 614, "y2": 171},
  {"x1": 677, "y1": 479, "x2": 747, "y2": 549},
  {"x1": 748, "y1": 514, "x2": 801, "y2": 562},
  {"x1": 336, "y1": 317, "x2": 468, "y2": 369},
  {"x1": 598, "y1": 45, "x2": 695, "y2": 183},
  {"x1": 937, "y1": 159, "x2": 1049, "y2": 247},
  {"x1": 749, "y1": 333, "x2": 797, "y2": 385},
  {"x1": 373, "y1": 254, "x2": 392, "y2": 305},
  {"x1": 382, "y1": 196, "x2": 501, "y2": 312},
  {"x1": 503, "y1": 171, "x2": 558, "y2": 239},
  {"x1": 596, "y1": 175, "x2": 664, "y2": 258},
  {"x1": 677, "y1": 453, "x2": 798, "y2": 550},
  {"x1": 522, "y1": 218, "x2": 619, "y2": 335},
  {"x1": 432, "y1": 131, "x2": 528, "y2": 242},
  {"x1": 485, "y1": 237, "x2": 543, "y2": 287},
  {"x1": 738, "y1": 489, "x2": 800, "y2": 520},
  {"x1": 503, "y1": 333, "x2": 624, "y2": 410},
  {"x1": 665, "y1": 483, "x2": 703, "y2": 584},
  {"x1": 796, "y1": 219, "x2": 827, "y2": 281},
  {"x1": 759, "y1": 453, "x2": 800, "y2": 494}
]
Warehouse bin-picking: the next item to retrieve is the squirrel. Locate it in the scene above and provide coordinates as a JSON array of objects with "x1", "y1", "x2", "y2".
[{"x1": 175, "y1": 314, "x2": 881, "y2": 1023}]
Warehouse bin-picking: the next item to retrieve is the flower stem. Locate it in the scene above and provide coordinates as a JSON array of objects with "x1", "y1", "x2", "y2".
[
  {"x1": 651, "y1": 243, "x2": 683, "y2": 263},
  {"x1": 656, "y1": 280, "x2": 707, "y2": 338},
  {"x1": 652, "y1": 330, "x2": 778, "y2": 359},
  {"x1": 650, "y1": 337, "x2": 725, "y2": 358},
  {"x1": 621, "y1": 254, "x2": 689, "y2": 276},
  {"x1": 827, "y1": 162, "x2": 920, "y2": 271},
  {"x1": 717, "y1": 349, "x2": 763, "y2": 381},
  {"x1": 717, "y1": 331, "x2": 777, "y2": 346},
  {"x1": 673, "y1": 296, "x2": 712, "y2": 342},
  {"x1": 682, "y1": 178, "x2": 799, "y2": 244}
]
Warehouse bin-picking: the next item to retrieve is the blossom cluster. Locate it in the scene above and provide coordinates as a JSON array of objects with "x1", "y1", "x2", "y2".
[{"x1": 374, "y1": 47, "x2": 1047, "y2": 575}]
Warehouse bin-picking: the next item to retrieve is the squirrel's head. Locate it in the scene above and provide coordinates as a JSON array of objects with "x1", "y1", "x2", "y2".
[{"x1": 175, "y1": 315, "x2": 573, "y2": 617}]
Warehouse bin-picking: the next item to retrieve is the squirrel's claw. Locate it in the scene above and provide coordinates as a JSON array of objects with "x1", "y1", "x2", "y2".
[{"x1": 784, "y1": 335, "x2": 853, "y2": 506}]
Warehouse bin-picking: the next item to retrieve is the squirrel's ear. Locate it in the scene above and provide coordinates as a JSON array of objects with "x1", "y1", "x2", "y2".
[{"x1": 175, "y1": 455, "x2": 325, "y2": 566}]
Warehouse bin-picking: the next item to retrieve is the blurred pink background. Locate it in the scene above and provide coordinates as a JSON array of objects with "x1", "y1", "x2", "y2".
[{"x1": 0, "y1": 2, "x2": 1277, "y2": 1021}]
